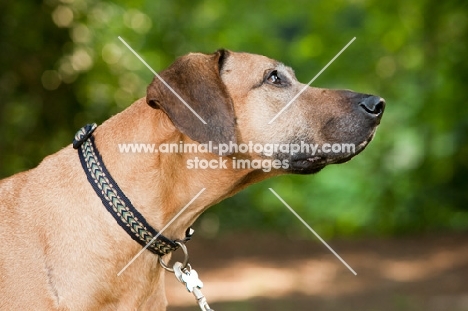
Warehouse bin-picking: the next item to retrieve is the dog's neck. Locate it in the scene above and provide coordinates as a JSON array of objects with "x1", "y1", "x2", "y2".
[
  {"x1": 91, "y1": 98, "x2": 255, "y2": 242},
  {"x1": 82, "y1": 98, "x2": 265, "y2": 309}
]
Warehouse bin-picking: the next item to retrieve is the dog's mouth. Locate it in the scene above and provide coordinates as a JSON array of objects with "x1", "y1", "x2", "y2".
[
  {"x1": 288, "y1": 155, "x2": 328, "y2": 174},
  {"x1": 287, "y1": 131, "x2": 376, "y2": 174}
]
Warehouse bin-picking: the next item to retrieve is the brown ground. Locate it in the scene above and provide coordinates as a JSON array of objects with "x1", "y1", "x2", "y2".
[{"x1": 166, "y1": 232, "x2": 468, "y2": 311}]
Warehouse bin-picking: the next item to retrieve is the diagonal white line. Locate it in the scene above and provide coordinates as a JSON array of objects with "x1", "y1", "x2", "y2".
[
  {"x1": 268, "y1": 188, "x2": 357, "y2": 275},
  {"x1": 118, "y1": 36, "x2": 207, "y2": 125},
  {"x1": 117, "y1": 187, "x2": 206, "y2": 276},
  {"x1": 268, "y1": 37, "x2": 356, "y2": 124}
]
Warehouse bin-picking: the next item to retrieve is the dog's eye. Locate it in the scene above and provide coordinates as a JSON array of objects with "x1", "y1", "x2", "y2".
[{"x1": 267, "y1": 70, "x2": 281, "y2": 85}]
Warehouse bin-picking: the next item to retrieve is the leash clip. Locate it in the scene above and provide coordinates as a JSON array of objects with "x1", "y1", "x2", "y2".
[
  {"x1": 159, "y1": 241, "x2": 214, "y2": 310},
  {"x1": 173, "y1": 262, "x2": 214, "y2": 311}
]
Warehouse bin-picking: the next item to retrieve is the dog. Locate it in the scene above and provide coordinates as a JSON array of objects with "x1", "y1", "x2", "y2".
[{"x1": 0, "y1": 49, "x2": 384, "y2": 310}]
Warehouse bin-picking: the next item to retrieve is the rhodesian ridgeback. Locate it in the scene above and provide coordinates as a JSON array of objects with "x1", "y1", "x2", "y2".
[{"x1": 0, "y1": 49, "x2": 384, "y2": 310}]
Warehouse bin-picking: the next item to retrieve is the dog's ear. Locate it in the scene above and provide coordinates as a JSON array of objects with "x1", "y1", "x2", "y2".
[{"x1": 146, "y1": 49, "x2": 236, "y2": 154}]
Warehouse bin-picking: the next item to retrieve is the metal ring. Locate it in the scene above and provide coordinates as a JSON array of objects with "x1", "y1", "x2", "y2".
[{"x1": 158, "y1": 241, "x2": 189, "y2": 272}]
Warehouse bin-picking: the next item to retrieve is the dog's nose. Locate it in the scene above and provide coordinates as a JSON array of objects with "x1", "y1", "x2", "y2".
[{"x1": 359, "y1": 96, "x2": 385, "y2": 117}]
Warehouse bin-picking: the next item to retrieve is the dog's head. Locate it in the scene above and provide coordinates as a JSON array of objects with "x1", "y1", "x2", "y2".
[{"x1": 146, "y1": 49, "x2": 384, "y2": 174}]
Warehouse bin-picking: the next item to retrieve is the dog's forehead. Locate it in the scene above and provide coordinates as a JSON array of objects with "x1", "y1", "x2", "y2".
[
  {"x1": 224, "y1": 51, "x2": 279, "y2": 71},
  {"x1": 222, "y1": 51, "x2": 295, "y2": 82}
]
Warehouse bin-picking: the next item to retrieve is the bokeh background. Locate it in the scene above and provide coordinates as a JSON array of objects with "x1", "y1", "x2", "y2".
[{"x1": 1, "y1": 0, "x2": 467, "y2": 310}]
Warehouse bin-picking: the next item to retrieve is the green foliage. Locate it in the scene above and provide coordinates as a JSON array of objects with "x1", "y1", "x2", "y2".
[{"x1": 1, "y1": 0, "x2": 467, "y2": 237}]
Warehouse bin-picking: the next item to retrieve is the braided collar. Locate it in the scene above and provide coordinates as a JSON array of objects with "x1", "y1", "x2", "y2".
[{"x1": 73, "y1": 124, "x2": 189, "y2": 257}]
